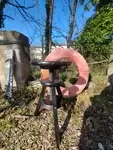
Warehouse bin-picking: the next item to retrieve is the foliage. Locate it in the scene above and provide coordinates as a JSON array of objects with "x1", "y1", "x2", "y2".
[
  {"x1": 28, "y1": 70, "x2": 41, "y2": 81},
  {"x1": 75, "y1": 6, "x2": 113, "y2": 61},
  {"x1": 59, "y1": 72, "x2": 67, "y2": 82},
  {"x1": 90, "y1": 0, "x2": 112, "y2": 10}
]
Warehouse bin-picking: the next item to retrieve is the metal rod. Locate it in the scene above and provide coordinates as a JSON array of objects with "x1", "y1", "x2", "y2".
[{"x1": 4, "y1": 49, "x2": 14, "y2": 99}]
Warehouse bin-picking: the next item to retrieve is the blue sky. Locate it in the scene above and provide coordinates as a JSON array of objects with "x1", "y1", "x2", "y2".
[{"x1": 1, "y1": 0, "x2": 94, "y2": 46}]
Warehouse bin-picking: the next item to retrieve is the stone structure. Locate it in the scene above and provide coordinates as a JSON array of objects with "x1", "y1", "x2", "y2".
[
  {"x1": 0, "y1": 30, "x2": 30, "y2": 97},
  {"x1": 107, "y1": 52, "x2": 113, "y2": 94},
  {"x1": 0, "y1": 45, "x2": 5, "y2": 90}
]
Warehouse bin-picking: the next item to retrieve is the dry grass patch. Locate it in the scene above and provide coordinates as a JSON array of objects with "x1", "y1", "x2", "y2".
[{"x1": 0, "y1": 67, "x2": 113, "y2": 149}]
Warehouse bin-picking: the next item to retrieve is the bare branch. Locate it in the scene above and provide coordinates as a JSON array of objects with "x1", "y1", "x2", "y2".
[
  {"x1": 16, "y1": 7, "x2": 28, "y2": 22},
  {"x1": 53, "y1": 27, "x2": 67, "y2": 39},
  {"x1": 7, "y1": 0, "x2": 35, "y2": 9},
  {"x1": 3, "y1": 14, "x2": 14, "y2": 20},
  {"x1": 22, "y1": 10, "x2": 45, "y2": 27},
  {"x1": 53, "y1": 26, "x2": 68, "y2": 34},
  {"x1": 52, "y1": 40, "x2": 66, "y2": 48},
  {"x1": 68, "y1": 0, "x2": 72, "y2": 15},
  {"x1": 12, "y1": 0, "x2": 45, "y2": 28}
]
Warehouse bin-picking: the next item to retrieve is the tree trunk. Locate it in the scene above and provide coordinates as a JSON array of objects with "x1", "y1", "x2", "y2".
[
  {"x1": 67, "y1": 0, "x2": 77, "y2": 48},
  {"x1": 41, "y1": 35, "x2": 45, "y2": 57},
  {"x1": 0, "y1": 0, "x2": 8, "y2": 28},
  {"x1": 45, "y1": 0, "x2": 54, "y2": 57}
]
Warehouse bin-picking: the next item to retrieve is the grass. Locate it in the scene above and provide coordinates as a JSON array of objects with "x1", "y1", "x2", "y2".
[{"x1": 0, "y1": 64, "x2": 113, "y2": 149}]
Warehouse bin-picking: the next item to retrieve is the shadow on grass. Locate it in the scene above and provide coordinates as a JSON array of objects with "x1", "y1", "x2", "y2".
[
  {"x1": 0, "y1": 88, "x2": 39, "y2": 118},
  {"x1": 79, "y1": 86, "x2": 113, "y2": 150},
  {"x1": 60, "y1": 97, "x2": 77, "y2": 142}
]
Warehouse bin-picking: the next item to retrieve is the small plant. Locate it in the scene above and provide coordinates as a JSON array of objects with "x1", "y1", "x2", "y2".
[
  {"x1": 28, "y1": 70, "x2": 41, "y2": 81},
  {"x1": 32, "y1": 70, "x2": 41, "y2": 79},
  {"x1": 59, "y1": 72, "x2": 67, "y2": 82},
  {"x1": 69, "y1": 77, "x2": 78, "y2": 85}
]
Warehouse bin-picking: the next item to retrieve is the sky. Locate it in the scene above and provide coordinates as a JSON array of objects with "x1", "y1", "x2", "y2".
[{"x1": 1, "y1": 0, "x2": 95, "y2": 46}]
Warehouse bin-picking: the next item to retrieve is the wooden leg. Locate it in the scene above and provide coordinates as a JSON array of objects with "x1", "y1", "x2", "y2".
[
  {"x1": 34, "y1": 86, "x2": 46, "y2": 116},
  {"x1": 50, "y1": 86, "x2": 60, "y2": 148},
  {"x1": 56, "y1": 86, "x2": 64, "y2": 108}
]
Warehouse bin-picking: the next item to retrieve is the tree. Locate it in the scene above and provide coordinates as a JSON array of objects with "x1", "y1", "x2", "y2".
[
  {"x1": 1, "y1": 0, "x2": 92, "y2": 56},
  {"x1": 90, "y1": 0, "x2": 112, "y2": 10},
  {"x1": 0, "y1": 0, "x2": 8, "y2": 28},
  {"x1": 75, "y1": 5, "x2": 113, "y2": 61},
  {"x1": 67, "y1": 0, "x2": 77, "y2": 48},
  {"x1": 0, "y1": 0, "x2": 36, "y2": 28},
  {"x1": 61, "y1": 0, "x2": 84, "y2": 48},
  {"x1": 45, "y1": 0, "x2": 54, "y2": 57}
]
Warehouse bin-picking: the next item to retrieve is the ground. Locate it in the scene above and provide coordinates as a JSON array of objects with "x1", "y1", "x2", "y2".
[{"x1": 0, "y1": 64, "x2": 113, "y2": 150}]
